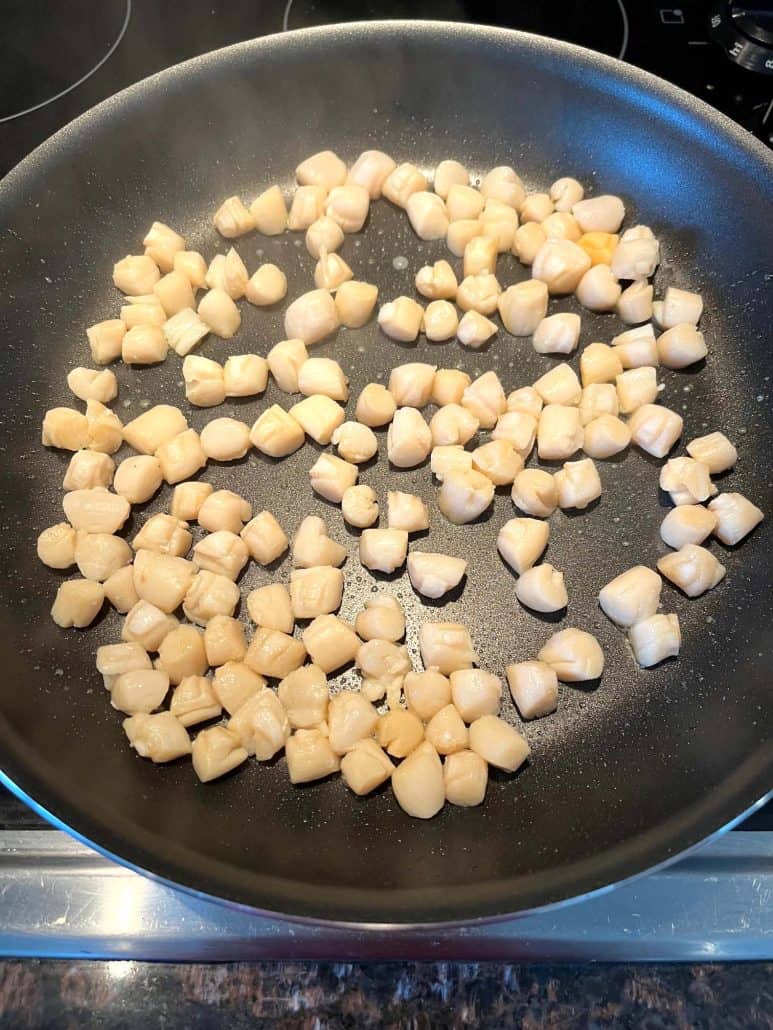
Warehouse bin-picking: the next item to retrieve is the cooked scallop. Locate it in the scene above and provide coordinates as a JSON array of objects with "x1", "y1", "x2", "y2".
[
  {"x1": 192, "y1": 530, "x2": 249, "y2": 581},
  {"x1": 537, "y1": 404, "x2": 583, "y2": 461},
  {"x1": 341, "y1": 485, "x2": 379, "y2": 528},
  {"x1": 247, "y1": 583, "x2": 294, "y2": 634},
  {"x1": 407, "y1": 552, "x2": 467, "y2": 599},
  {"x1": 617, "y1": 280, "x2": 653, "y2": 324},
  {"x1": 286, "y1": 729, "x2": 340, "y2": 784},
  {"x1": 532, "y1": 312, "x2": 581, "y2": 355},
  {"x1": 471, "y1": 439, "x2": 523, "y2": 486},
  {"x1": 381, "y1": 162, "x2": 427, "y2": 208},
  {"x1": 686, "y1": 431, "x2": 737, "y2": 474},
  {"x1": 438, "y1": 468, "x2": 494, "y2": 525},
  {"x1": 267, "y1": 338, "x2": 308, "y2": 394},
  {"x1": 378, "y1": 296, "x2": 424, "y2": 343},
  {"x1": 583, "y1": 415, "x2": 631, "y2": 458},
  {"x1": 406, "y1": 191, "x2": 449, "y2": 241},
  {"x1": 657, "y1": 544, "x2": 726, "y2": 598},
  {"x1": 387, "y1": 491, "x2": 429, "y2": 533},
  {"x1": 660, "y1": 505, "x2": 718, "y2": 549},
  {"x1": 335, "y1": 280, "x2": 379, "y2": 328},
  {"x1": 660, "y1": 456, "x2": 716, "y2": 506},
  {"x1": 415, "y1": 259, "x2": 458, "y2": 301},
  {"x1": 430, "y1": 445, "x2": 473, "y2": 482},
  {"x1": 404, "y1": 668, "x2": 451, "y2": 720},
  {"x1": 250, "y1": 185, "x2": 288, "y2": 235},
  {"x1": 223, "y1": 352, "x2": 267, "y2": 396},
  {"x1": 537, "y1": 628, "x2": 604, "y2": 682},
  {"x1": 616, "y1": 367, "x2": 660, "y2": 414},
  {"x1": 580, "y1": 343, "x2": 623, "y2": 387},
  {"x1": 200, "y1": 418, "x2": 250, "y2": 462},
  {"x1": 628, "y1": 404, "x2": 683, "y2": 459},
  {"x1": 228, "y1": 689, "x2": 290, "y2": 761},
  {"x1": 497, "y1": 517, "x2": 549, "y2": 574},
  {"x1": 290, "y1": 566, "x2": 345, "y2": 619},
  {"x1": 62, "y1": 451, "x2": 115, "y2": 492},
  {"x1": 708, "y1": 493, "x2": 764, "y2": 546},
  {"x1": 192, "y1": 726, "x2": 248, "y2": 783},
  {"x1": 51, "y1": 578, "x2": 105, "y2": 629},
  {"x1": 572, "y1": 195, "x2": 625, "y2": 233},
  {"x1": 284, "y1": 289, "x2": 339, "y2": 345},
  {"x1": 579, "y1": 384, "x2": 619, "y2": 427},
  {"x1": 461, "y1": 370, "x2": 506, "y2": 429},
  {"x1": 277, "y1": 665, "x2": 328, "y2": 729},
  {"x1": 340, "y1": 739, "x2": 394, "y2": 796},
  {"x1": 326, "y1": 183, "x2": 370, "y2": 233},
  {"x1": 419, "y1": 622, "x2": 478, "y2": 676},
  {"x1": 444, "y1": 749, "x2": 488, "y2": 807},
  {"x1": 492, "y1": 411, "x2": 537, "y2": 457},
  {"x1": 327, "y1": 690, "x2": 379, "y2": 754},
  {"x1": 424, "y1": 704, "x2": 469, "y2": 756},
  {"x1": 554, "y1": 458, "x2": 602, "y2": 510},
  {"x1": 123, "y1": 712, "x2": 191, "y2": 763},
  {"x1": 355, "y1": 383, "x2": 397, "y2": 428},
  {"x1": 534, "y1": 364, "x2": 582, "y2": 407},
  {"x1": 506, "y1": 661, "x2": 558, "y2": 720},
  {"x1": 391, "y1": 741, "x2": 445, "y2": 819},
  {"x1": 387, "y1": 408, "x2": 432, "y2": 468},
  {"x1": 347, "y1": 149, "x2": 396, "y2": 199},
  {"x1": 598, "y1": 565, "x2": 662, "y2": 628},
  {"x1": 241, "y1": 511, "x2": 289, "y2": 566},
  {"x1": 628, "y1": 613, "x2": 681, "y2": 668},
  {"x1": 507, "y1": 386, "x2": 543, "y2": 418},
  {"x1": 359, "y1": 528, "x2": 408, "y2": 574},
  {"x1": 511, "y1": 469, "x2": 558, "y2": 518},
  {"x1": 513, "y1": 222, "x2": 547, "y2": 265},
  {"x1": 450, "y1": 668, "x2": 502, "y2": 722},
  {"x1": 355, "y1": 594, "x2": 405, "y2": 643},
  {"x1": 292, "y1": 515, "x2": 346, "y2": 569},
  {"x1": 498, "y1": 280, "x2": 549, "y2": 335},
  {"x1": 455, "y1": 273, "x2": 501, "y2": 316},
  {"x1": 37, "y1": 523, "x2": 77, "y2": 570},
  {"x1": 296, "y1": 149, "x2": 347, "y2": 190},
  {"x1": 468, "y1": 715, "x2": 530, "y2": 773},
  {"x1": 515, "y1": 563, "x2": 568, "y2": 613},
  {"x1": 290, "y1": 394, "x2": 345, "y2": 445},
  {"x1": 309, "y1": 453, "x2": 358, "y2": 503},
  {"x1": 169, "y1": 675, "x2": 222, "y2": 727},
  {"x1": 244, "y1": 628, "x2": 306, "y2": 680},
  {"x1": 249, "y1": 405, "x2": 305, "y2": 458},
  {"x1": 182, "y1": 570, "x2": 241, "y2": 626},
  {"x1": 532, "y1": 238, "x2": 591, "y2": 294}
]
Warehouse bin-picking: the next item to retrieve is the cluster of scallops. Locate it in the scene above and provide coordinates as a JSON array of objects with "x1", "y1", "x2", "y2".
[{"x1": 36, "y1": 148, "x2": 764, "y2": 818}]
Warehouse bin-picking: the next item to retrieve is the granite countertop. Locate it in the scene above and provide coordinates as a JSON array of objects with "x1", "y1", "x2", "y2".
[{"x1": 1, "y1": 961, "x2": 771, "y2": 1028}]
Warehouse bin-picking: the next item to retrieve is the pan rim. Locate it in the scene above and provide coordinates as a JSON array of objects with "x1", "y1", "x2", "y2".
[
  {"x1": 1, "y1": 19, "x2": 772, "y2": 200},
  {"x1": 0, "y1": 20, "x2": 771, "y2": 925},
  {"x1": 1, "y1": 754, "x2": 771, "y2": 928}
]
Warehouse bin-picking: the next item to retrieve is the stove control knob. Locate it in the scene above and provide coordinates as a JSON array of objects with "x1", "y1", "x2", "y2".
[{"x1": 710, "y1": 2, "x2": 773, "y2": 74}]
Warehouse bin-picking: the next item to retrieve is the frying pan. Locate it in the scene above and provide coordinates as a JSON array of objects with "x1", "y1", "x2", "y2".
[{"x1": 0, "y1": 22, "x2": 770, "y2": 926}]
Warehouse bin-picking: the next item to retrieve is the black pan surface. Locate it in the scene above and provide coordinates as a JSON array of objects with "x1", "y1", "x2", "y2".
[{"x1": 0, "y1": 23, "x2": 770, "y2": 924}]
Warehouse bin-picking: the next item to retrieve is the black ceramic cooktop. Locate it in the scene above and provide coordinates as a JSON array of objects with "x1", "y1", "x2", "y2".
[
  {"x1": 1, "y1": 0, "x2": 772, "y2": 182},
  {"x1": 0, "y1": 0, "x2": 770, "y2": 831}
]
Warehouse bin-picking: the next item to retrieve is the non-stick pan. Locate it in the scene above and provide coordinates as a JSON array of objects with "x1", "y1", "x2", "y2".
[{"x1": 0, "y1": 22, "x2": 770, "y2": 925}]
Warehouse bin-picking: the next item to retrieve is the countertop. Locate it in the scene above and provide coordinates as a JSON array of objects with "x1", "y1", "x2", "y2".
[{"x1": 1, "y1": 960, "x2": 772, "y2": 1028}]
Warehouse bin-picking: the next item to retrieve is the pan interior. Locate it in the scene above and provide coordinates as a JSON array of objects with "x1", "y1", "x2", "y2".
[{"x1": 0, "y1": 23, "x2": 770, "y2": 923}]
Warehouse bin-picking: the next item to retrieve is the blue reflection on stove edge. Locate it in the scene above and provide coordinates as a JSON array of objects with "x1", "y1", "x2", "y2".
[{"x1": 1, "y1": 763, "x2": 770, "y2": 933}]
